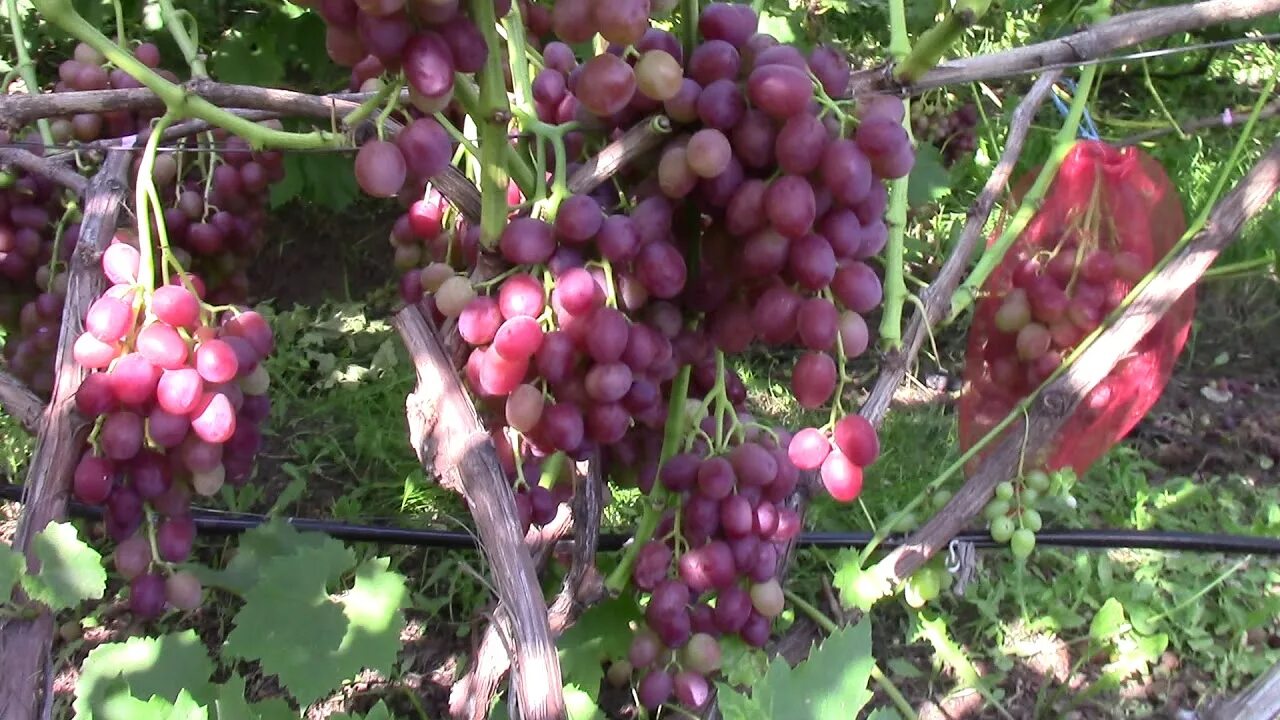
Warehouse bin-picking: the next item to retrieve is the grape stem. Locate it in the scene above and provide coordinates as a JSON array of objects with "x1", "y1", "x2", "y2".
[
  {"x1": 30, "y1": 0, "x2": 344, "y2": 151},
  {"x1": 6, "y1": 0, "x2": 55, "y2": 147},
  {"x1": 947, "y1": 64, "x2": 1099, "y2": 322},
  {"x1": 886, "y1": 0, "x2": 911, "y2": 64},
  {"x1": 344, "y1": 79, "x2": 402, "y2": 131},
  {"x1": 157, "y1": 0, "x2": 207, "y2": 78},
  {"x1": 134, "y1": 111, "x2": 178, "y2": 295},
  {"x1": 464, "y1": 0, "x2": 510, "y2": 250},
  {"x1": 604, "y1": 365, "x2": 690, "y2": 594},
  {"x1": 878, "y1": 111, "x2": 911, "y2": 351},
  {"x1": 680, "y1": 0, "x2": 700, "y2": 62},
  {"x1": 450, "y1": 73, "x2": 537, "y2": 202},
  {"x1": 893, "y1": 0, "x2": 993, "y2": 85},
  {"x1": 781, "y1": 588, "x2": 917, "y2": 720}
]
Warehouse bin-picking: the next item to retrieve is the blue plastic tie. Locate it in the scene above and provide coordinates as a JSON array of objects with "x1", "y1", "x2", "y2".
[{"x1": 1052, "y1": 77, "x2": 1100, "y2": 140}]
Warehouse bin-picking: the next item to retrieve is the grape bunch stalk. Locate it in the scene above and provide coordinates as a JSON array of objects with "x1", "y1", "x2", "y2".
[{"x1": 307, "y1": 0, "x2": 916, "y2": 711}]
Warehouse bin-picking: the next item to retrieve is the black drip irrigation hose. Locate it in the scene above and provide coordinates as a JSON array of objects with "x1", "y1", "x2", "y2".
[{"x1": 4, "y1": 483, "x2": 1280, "y2": 555}]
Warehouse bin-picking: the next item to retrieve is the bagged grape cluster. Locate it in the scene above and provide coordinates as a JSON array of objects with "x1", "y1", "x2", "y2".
[
  {"x1": 71, "y1": 230, "x2": 276, "y2": 617},
  {"x1": 959, "y1": 140, "x2": 1194, "y2": 478}
]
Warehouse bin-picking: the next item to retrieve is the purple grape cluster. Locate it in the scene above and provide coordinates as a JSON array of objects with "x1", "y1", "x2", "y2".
[
  {"x1": 913, "y1": 101, "x2": 979, "y2": 166},
  {"x1": 623, "y1": 435, "x2": 801, "y2": 710}
]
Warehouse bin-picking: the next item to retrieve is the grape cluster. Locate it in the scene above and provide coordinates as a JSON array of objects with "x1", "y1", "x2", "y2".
[
  {"x1": 978, "y1": 235, "x2": 1142, "y2": 402},
  {"x1": 48, "y1": 42, "x2": 177, "y2": 143},
  {"x1": 150, "y1": 132, "x2": 288, "y2": 306},
  {"x1": 324, "y1": 0, "x2": 913, "y2": 710},
  {"x1": 979, "y1": 466, "x2": 1076, "y2": 560},
  {"x1": 619, "y1": 435, "x2": 801, "y2": 710},
  {"x1": 0, "y1": 163, "x2": 77, "y2": 397},
  {"x1": 311, "y1": 0, "x2": 499, "y2": 114},
  {"x1": 71, "y1": 233, "x2": 276, "y2": 617},
  {"x1": 912, "y1": 101, "x2": 978, "y2": 166}
]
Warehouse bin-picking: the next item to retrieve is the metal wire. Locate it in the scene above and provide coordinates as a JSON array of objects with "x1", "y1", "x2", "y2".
[{"x1": 3, "y1": 482, "x2": 1278, "y2": 555}]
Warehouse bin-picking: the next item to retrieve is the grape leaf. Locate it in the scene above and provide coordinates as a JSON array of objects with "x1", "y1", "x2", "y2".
[
  {"x1": 865, "y1": 707, "x2": 905, "y2": 720},
  {"x1": 299, "y1": 152, "x2": 360, "y2": 211},
  {"x1": 715, "y1": 683, "x2": 768, "y2": 720},
  {"x1": 719, "y1": 637, "x2": 769, "y2": 687},
  {"x1": 223, "y1": 546, "x2": 351, "y2": 707},
  {"x1": 224, "y1": 546, "x2": 407, "y2": 708},
  {"x1": 564, "y1": 684, "x2": 605, "y2": 720},
  {"x1": 831, "y1": 549, "x2": 890, "y2": 612},
  {"x1": 907, "y1": 143, "x2": 952, "y2": 207},
  {"x1": 211, "y1": 674, "x2": 294, "y2": 720},
  {"x1": 200, "y1": 516, "x2": 353, "y2": 594},
  {"x1": 556, "y1": 595, "x2": 642, "y2": 695},
  {"x1": 757, "y1": 618, "x2": 874, "y2": 720},
  {"x1": 74, "y1": 630, "x2": 216, "y2": 719},
  {"x1": 210, "y1": 28, "x2": 285, "y2": 87},
  {"x1": 330, "y1": 557, "x2": 410, "y2": 687},
  {"x1": 0, "y1": 540, "x2": 22, "y2": 603},
  {"x1": 20, "y1": 521, "x2": 105, "y2": 611},
  {"x1": 757, "y1": 11, "x2": 795, "y2": 45}
]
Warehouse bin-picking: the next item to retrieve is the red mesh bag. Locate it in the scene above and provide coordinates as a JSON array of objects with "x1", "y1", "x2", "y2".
[{"x1": 957, "y1": 140, "x2": 1196, "y2": 476}]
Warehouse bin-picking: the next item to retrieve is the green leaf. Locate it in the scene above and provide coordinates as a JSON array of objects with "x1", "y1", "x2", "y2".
[
  {"x1": 832, "y1": 550, "x2": 889, "y2": 612},
  {"x1": 224, "y1": 546, "x2": 407, "y2": 708},
  {"x1": 20, "y1": 521, "x2": 105, "y2": 611},
  {"x1": 556, "y1": 595, "x2": 641, "y2": 690},
  {"x1": 1090, "y1": 597, "x2": 1127, "y2": 644},
  {"x1": 757, "y1": 11, "x2": 795, "y2": 44},
  {"x1": 332, "y1": 700, "x2": 393, "y2": 720},
  {"x1": 210, "y1": 29, "x2": 284, "y2": 86},
  {"x1": 866, "y1": 708, "x2": 905, "y2": 720},
  {"x1": 74, "y1": 630, "x2": 216, "y2": 719},
  {"x1": 758, "y1": 618, "x2": 875, "y2": 719},
  {"x1": 886, "y1": 658, "x2": 923, "y2": 680},
  {"x1": 0, "y1": 541, "x2": 22, "y2": 603},
  {"x1": 716, "y1": 683, "x2": 769, "y2": 720},
  {"x1": 223, "y1": 546, "x2": 351, "y2": 707},
  {"x1": 300, "y1": 153, "x2": 360, "y2": 211},
  {"x1": 720, "y1": 637, "x2": 770, "y2": 687},
  {"x1": 211, "y1": 675, "x2": 294, "y2": 720},
  {"x1": 331, "y1": 557, "x2": 410, "y2": 686},
  {"x1": 907, "y1": 142, "x2": 951, "y2": 207},
  {"x1": 202, "y1": 517, "x2": 353, "y2": 594},
  {"x1": 564, "y1": 684, "x2": 604, "y2": 720}
]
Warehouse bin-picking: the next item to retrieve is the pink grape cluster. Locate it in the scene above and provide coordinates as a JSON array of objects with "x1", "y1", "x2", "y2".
[{"x1": 70, "y1": 234, "x2": 275, "y2": 618}]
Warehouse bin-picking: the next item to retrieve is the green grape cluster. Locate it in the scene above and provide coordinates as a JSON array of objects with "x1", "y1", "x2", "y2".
[{"x1": 982, "y1": 467, "x2": 1077, "y2": 560}]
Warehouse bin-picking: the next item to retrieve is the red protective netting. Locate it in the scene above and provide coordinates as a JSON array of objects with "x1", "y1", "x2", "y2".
[{"x1": 957, "y1": 139, "x2": 1197, "y2": 477}]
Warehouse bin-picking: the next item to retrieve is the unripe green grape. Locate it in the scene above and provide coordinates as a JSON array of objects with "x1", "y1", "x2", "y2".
[
  {"x1": 983, "y1": 498, "x2": 1010, "y2": 522},
  {"x1": 893, "y1": 512, "x2": 918, "y2": 532},
  {"x1": 1021, "y1": 508, "x2": 1043, "y2": 532},
  {"x1": 1024, "y1": 469, "x2": 1051, "y2": 492},
  {"x1": 989, "y1": 515, "x2": 1015, "y2": 543},
  {"x1": 995, "y1": 481, "x2": 1015, "y2": 501},
  {"x1": 1010, "y1": 528, "x2": 1036, "y2": 560},
  {"x1": 932, "y1": 489, "x2": 952, "y2": 508},
  {"x1": 1021, "y1": 487, "x2": 1041, "y2": 506}
]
